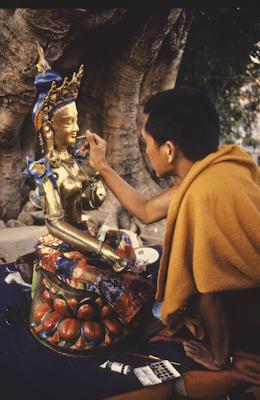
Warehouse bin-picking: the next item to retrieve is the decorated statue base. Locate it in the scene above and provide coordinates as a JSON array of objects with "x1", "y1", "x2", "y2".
[{"x1": 30, "y1": 269, "x2": 130, "y2": 356}]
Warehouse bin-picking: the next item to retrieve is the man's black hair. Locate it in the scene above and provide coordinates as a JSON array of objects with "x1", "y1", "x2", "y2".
[{"x1": 143, "y1": 87, "x2": 220, "y2": 161}]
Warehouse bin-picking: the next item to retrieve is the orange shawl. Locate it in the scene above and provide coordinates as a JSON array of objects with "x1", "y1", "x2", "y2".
[{"x1": 156, "y1": 144, "x2": 260, "y2": 328}]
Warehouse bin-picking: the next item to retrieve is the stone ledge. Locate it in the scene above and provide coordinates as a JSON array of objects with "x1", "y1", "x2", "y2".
[{"x1": 0, "y1": 226, "x2": 47, "y2": 262}]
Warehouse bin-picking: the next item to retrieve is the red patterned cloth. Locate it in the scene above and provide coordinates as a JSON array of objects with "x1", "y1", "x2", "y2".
[{"x1": 35, "y1": 231, "x2": 153, "y2": 324}]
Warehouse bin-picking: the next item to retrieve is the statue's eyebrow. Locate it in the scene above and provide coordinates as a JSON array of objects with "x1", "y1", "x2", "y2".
[{"x1": 59, "y1": 114, "x2": 78, "y2": 121}]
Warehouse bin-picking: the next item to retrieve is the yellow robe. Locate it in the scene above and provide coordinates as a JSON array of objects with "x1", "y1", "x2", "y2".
[{"x1": 156, "y1": 144, "x2": 260, "y2": 330}]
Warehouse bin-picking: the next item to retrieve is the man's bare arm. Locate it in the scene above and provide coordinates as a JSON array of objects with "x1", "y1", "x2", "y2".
[{"x1": 86, "y1": 131, "x2": 178, "y2": 224}]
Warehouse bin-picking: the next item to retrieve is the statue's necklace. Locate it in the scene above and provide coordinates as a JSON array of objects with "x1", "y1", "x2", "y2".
[
  {"x1": 58, "y1": 151, "x2": 74, "y2": 166},
  {"x1": 61, "y1": 158, "x2": 80, "y2": 179}
]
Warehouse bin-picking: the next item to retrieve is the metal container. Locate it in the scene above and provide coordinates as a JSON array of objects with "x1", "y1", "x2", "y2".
[{"x1": 30, "y1": 269, "x2": 128, "y2": 356}]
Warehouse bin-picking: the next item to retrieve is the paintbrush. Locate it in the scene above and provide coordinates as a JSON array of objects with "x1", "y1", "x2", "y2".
[
  {"x1": 76, "y1": 135, "x2": 87, "y2": 140},
  {"x1": 125, "y1": 351, "x2": 181, "y2": 366}
]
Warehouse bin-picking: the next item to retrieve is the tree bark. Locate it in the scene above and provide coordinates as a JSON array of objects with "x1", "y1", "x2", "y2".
[
  {"x1": 137, "y1": 9, "x2": 193, "y2": 191},
  {"x1": 0, "y1": 8, "x2": 192, "y2": 241}
]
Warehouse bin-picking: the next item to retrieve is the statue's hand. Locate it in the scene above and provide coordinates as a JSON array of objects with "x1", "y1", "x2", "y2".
[
  {"x1": 85, "y1": 130, "x2": 109, "y2": 173},
  {"x1": 112, "y1": 258, "x2": 147, "y2": 274},
  {"x1": 98, "y1": 242, "x2": 129, "y2": 273},
  {"x1": 112, "y1": 257, "x2": 129, "y2": 272},
  {"x1": 82, "y1": 176, "x2": 107, "y2": 210},
  {"x1": 91, "y1": 177, "x2": 107, "y2": 206}
]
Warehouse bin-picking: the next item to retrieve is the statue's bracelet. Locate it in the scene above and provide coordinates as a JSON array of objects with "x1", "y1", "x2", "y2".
[{"x1": 213, "y1": 355, "x2": 234, "y2": 370}]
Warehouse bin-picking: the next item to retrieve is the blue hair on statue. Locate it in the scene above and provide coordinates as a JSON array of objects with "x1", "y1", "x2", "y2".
[
  {"x1": 32, "y1": 43, "x2": 84, "y2": 135},
  {"x1": 32, "y1": 70, "x2": 62, "y2": 128}
]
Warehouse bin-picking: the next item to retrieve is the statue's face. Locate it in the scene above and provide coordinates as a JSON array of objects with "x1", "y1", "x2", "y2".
[{"x1": 51, "y1": 102, "x2": 79, "y2": 148}]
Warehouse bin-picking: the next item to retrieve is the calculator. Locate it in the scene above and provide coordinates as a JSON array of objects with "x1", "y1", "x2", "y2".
[{"x1": 134, "y1": 360, "x2": 180, "y2": 386}]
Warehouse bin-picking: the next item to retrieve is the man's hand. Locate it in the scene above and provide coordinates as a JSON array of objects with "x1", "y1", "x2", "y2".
[
  {"x1": 183, "y1": 340, "x2": 223, "y2": 371},
  {"x1": 183, "y1": 341, "x2": 260, "y2": 384},
  {"x1": 232, "y1": 351, "x2": 260, "y2": 385},
  {"x1": 85, "y1": 130, "x2": 109, "y2": 173}
]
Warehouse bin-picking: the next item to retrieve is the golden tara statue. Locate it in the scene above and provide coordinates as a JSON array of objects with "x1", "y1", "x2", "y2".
[{"x1": 26, "y1": 43, "x2": 152, "y2": 355}]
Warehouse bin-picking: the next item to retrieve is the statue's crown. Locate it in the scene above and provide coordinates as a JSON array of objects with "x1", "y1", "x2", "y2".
[
  {"x1": 33, "y1": 42, "x2": 84, "y2": 130},
  {"x1": 41, "y1": 65, "x2": 84, "y2": 118}
]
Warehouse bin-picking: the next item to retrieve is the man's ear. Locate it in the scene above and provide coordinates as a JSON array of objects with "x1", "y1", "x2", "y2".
[{"x1": 165, "y1": 141, "x2": 176, "y2": 163}]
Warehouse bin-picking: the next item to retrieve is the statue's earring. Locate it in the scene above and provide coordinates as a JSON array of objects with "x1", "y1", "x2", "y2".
[
  {"x1": 40, "y1": 120, "x2": 60, "y2": 166},
  {"x1": 42, "y1": 121, "x2": 54, "y2": 139},
  {"x1": 41, "y1": 121, "x2": 55, "y2": 154}
]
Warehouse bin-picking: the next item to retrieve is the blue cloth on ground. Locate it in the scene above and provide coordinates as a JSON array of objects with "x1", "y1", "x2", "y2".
[{"x1": 0, "y1": 259, "x2": 204, "y2": 400}]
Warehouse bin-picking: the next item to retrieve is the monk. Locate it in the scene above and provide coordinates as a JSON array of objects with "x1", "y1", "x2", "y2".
[{"x1": 85, "y1": 87, "x2": 260, "y2": 395}]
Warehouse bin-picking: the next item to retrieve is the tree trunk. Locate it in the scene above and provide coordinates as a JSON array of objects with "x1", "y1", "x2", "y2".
[
  {"x1": 0, "y1": 8, "x2": 192, "y2": 241},
  {"x1": 137, "y1": 9, "x2": 192, "y2": 192}
]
